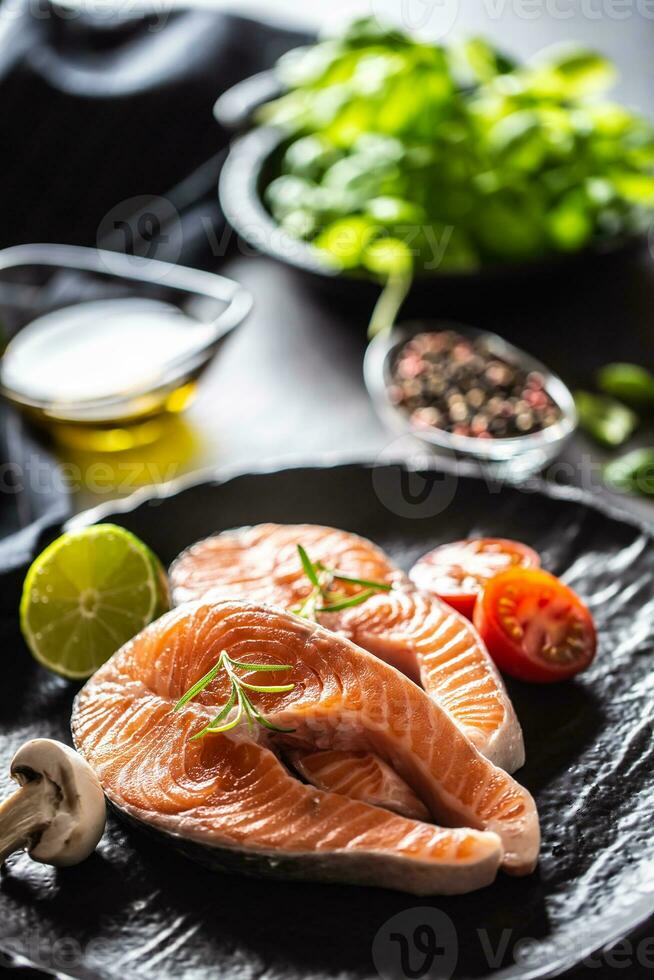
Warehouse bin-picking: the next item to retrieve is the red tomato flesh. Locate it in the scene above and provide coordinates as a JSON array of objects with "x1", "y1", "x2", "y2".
[
  {"x1": 410, "y1": 538, "x2": 540, "y2": 619},
  {"x1": 473, "y1": 567, "x2": 597, "y2": 683}
]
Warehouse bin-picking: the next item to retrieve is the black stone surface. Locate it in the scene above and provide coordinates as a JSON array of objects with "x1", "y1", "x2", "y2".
[{"x1": 1, "y1": 463, "x2": 652, "y2": 979}]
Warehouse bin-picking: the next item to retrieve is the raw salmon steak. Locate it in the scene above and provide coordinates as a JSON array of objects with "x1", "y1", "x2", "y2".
[
  {"x1": 169, "y1": 524, "x2": 525, "y2": 773},
  {"x1": 71, "y1": 600, "x2": 540, "y2": 894},
  {"x1": 287, "y1": 749, "x2": 430, "y2": 821}
]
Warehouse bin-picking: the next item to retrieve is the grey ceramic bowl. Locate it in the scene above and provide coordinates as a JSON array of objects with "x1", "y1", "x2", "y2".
[{"x1": 215, "y1": 74, "x2": 645, "y2": 309}]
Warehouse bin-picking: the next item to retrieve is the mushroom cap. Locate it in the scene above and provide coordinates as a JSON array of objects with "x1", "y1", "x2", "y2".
[{"x1": 10, "y1": 738, "x2": 106, "y2": 867}]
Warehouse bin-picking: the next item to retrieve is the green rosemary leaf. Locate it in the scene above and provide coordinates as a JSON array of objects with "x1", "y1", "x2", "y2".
[
  {"x1": 239, "y1": 688, "x2": 256, "y2": 732},
  {"x1": 239, "y1": 680, "x2": 296, "y2": 693},
  {"x1": 297, "y1": 543, "x2": 392, "y2": 615},
  {"x1": 317, "y1": 588, "x2": 378, "y2": 612},
  {"x1": 227, "y1": 659, "x2": 293, "y2": 673},
  {"x1": 191, "y1": 683, "x2": 239, "y2": 739},
  {"x1": 320, "y1": 591, "x2": 349, "y2": 604},
  {"x1": 329, "y1": 571, "x2": 392, "y2": 591},
  {"x1": 297, "y1": 544, "x2": 321, "y2": 588},
  {"x1": 174, "y1": 656, "x2": 224, "y2": 712},
  {"x1": 191, "y1": 693, "x2": 242, "y2": 739},
  {"x1": 253, "y1": 716, "x2": 297, "y2": 734},
  {"x1": 190, "y1": 725, "x2": 212, "y2": 742},
  {"x1": 177, "y1": 651, "x2": 295, "y2": 739},
  {"x1": 248, "y1": 698, "x2": 296, "y2": 734},
  {"x1": 201, "y1": 709, "x2": 243, "y2": 736},
  {"x1": 208, "y1": 683, "x2": 238, "y2": 724},
  {"x1": 292, "y1": 587, "x2": 320, "y2": 621}
]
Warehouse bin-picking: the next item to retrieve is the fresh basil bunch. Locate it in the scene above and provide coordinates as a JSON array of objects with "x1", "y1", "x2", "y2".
[{"x1": 260, "y1": 18, "x2": 654, "y2": 275}]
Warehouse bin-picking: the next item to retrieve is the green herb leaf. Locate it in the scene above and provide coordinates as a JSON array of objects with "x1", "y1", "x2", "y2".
[
  {"x1": 574, "y1": 390, "x2": 638, "y2": 447},
  {"x1": 297, "y1": 545, "x2": 321, "y2": 588},
  {"x1": 177, "y1": 652, "x2": 295, "y2": 739},
  {"x1": 367, "y1": 262, "x2": 413, "y2": 339},
  {"x1": 611, "y1": 172, "x2": 654, "y2": 206},
  {"x1": 318, "y1": 588, "x2": 379, "y2": 612},
  {"x1": 239, "y1": 688, "x2": 256, "y2": 732},
  {"x1": 363, "y1": 236, "x2": 413, "y2": 278},
  {"x1": 364, "y1": 237, "x2": 414, "y2": 339},
  {"x1": 211, "y1": 684, "x2": 238, "y2": 724},
  {"x1": 246, "y1": 698, "x2": 297, "y2": 734},
  {"x1": 191, "y1": 684, "x2": 239, "y2": 740},
  {"x1": 324, "y1": 570, "x2": 392, "y2": 591},
  {"x1": 313, "y1": 217, "x2": 377, "y2": 271},
  {"x1": 597, "y1": 363, "x2": 654, "y2": 407},
  {"x1": 296, "y1": 545, "x2": 392, "y2": 613},
  {"x1": 239, "y1": 680, "x2": 296, "y2": 694},
  {"x1": 260, "y1": 19, "x2": 654, "y2": 276},
  {"x1": 291, "y1": 589, "x2": 320, "y2": 621},
  {"x1": 227, "y1": 659, "x2": 293, "y2": 673},
  {"x1": 526, "y1": 45, "x2": 616, "y2": 98},
  {"x1": 604, "y1": 448, "x2": 654, "y2": 496},
  {"x1": 174, "y1": 659, "x2": 223, "y2": 712}
]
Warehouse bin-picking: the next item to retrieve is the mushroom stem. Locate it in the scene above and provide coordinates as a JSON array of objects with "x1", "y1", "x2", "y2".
[
  {"x1": 0, "y1": 740, "x2": 106, "y2": 868},
  {"x1": 0, "y1": 779, "x2": 56, "y2": 865}
]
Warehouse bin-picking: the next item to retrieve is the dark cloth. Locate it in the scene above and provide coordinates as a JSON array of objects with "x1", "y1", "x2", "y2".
[
  {"x1": 0, "y1": 2, "x2": 306, "y2": 558},
  {"x1": 0, "y1": 4, "x2": 305, "y2": 256}
]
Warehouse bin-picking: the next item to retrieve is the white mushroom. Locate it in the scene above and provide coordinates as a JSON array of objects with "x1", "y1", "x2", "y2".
[{"x1": 0, "y1": 739, "x2": 105, "y2": 867}]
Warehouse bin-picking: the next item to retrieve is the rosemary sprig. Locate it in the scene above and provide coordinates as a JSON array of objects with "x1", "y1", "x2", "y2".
[
  {"x1": 292, "y1": 545, "x2": 392, "y2": 620},
  {"x1": 316, "y1": 588, "x2": 379, "y2": 613},
  {"x1": 317, "y1": 567, "x2": 394, "y2": 591},
  {"x1": 298, "y1": 544, "x2": 321, "y2": 588},
  {"x1": 173, "y1": 651, "x2": 295, "y2": 740}
]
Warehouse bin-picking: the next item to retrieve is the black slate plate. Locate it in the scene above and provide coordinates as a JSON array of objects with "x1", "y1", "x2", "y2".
[{"x1": 1, "y1": 462, "x2": 654, "y2": 980}]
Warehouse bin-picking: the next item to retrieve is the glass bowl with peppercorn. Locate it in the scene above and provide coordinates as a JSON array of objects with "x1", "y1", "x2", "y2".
[{"x1": 364, "y1": 323, "x2": 577, "y2": 478}]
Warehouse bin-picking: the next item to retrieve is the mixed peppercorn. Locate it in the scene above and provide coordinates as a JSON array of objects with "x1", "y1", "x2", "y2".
[{"x1": 389, "y1": 331, "x2": 562, "y2": 439}]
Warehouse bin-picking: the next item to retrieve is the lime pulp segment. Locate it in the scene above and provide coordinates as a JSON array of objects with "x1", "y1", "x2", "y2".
[{"x1": 20, "y1": 523, "x2": 170, "y2": 679}]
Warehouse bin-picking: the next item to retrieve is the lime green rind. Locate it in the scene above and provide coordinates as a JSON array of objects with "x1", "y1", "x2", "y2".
[{"x1": 20, "y1": 523, "x2": 169, "y2": 680}]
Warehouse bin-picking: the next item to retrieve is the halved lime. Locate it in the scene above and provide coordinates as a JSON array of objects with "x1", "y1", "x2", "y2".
[{"x1": 20, "y1": 523, "x2": 170, "y2": 679}]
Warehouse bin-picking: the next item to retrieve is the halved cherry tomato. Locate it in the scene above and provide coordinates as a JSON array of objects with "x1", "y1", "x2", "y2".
[
  {"x1": 473, "y1": 567, "x2": 597, "y2": 683},
  {"x1": 410, "y1": 538, "x2": 540, "y2": 619}
]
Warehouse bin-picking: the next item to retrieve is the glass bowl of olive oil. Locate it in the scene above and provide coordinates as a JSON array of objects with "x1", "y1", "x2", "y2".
[{"x1": 0, "y1": 245, "x2": 252, "y2": 449}]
